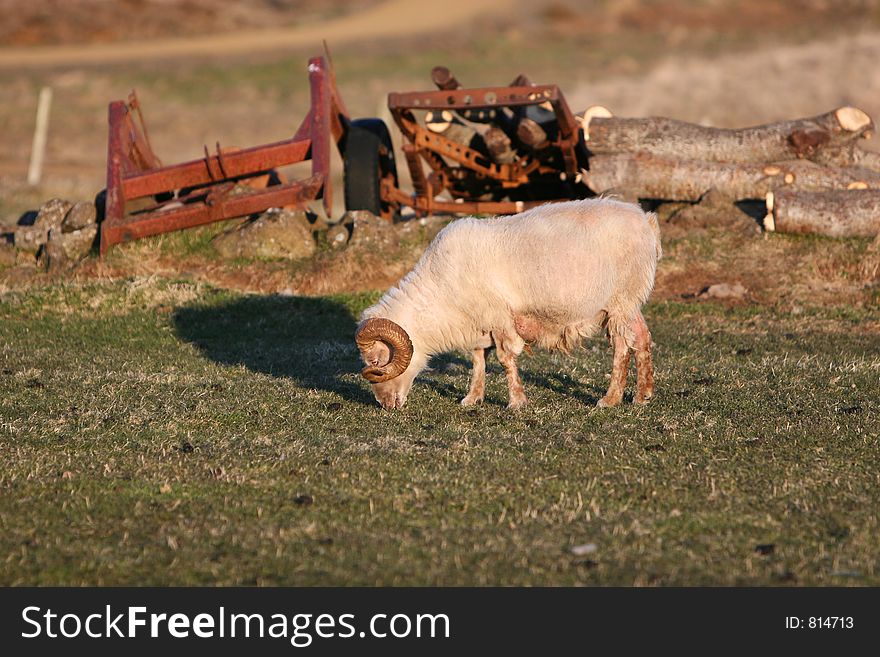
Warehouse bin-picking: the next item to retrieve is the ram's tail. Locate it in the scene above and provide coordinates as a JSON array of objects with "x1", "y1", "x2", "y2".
[{"x1": 645, "y1": 211, "x2": 662, "y2": 260}]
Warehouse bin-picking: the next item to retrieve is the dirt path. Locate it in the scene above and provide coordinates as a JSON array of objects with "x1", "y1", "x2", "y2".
[{"x1": 0, "y1": 0, "x2": 516, "y2": 69}]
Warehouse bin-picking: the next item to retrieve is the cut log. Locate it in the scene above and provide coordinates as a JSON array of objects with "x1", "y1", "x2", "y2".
[
  {"x1": 579, "y1": 105, "x2": 613, "y2": 141},
  {"x1": 583, "y1": 153, "x2": 880, "y2": 201},
  {"x1": 431, "y1": 66, "x2": 460, "y2": 91},
  {"x1": 484, "y1": 127, "x2": 516, "y2": 164},
  {"x1": 516, "y1": 118, "x2": 548, "y2": 149},
  {"x1": 823, "y1": 143, "x2": 880, "y2": 171},
  {"x1": 764, "y1": 189, "x2": 880, "y2": 238},
  {"x1": 509, "y1": 74, "x2": 534, "y2": 87},
  {"x1": 586, "y1": 106, "x2": 873, "y2": 165}
]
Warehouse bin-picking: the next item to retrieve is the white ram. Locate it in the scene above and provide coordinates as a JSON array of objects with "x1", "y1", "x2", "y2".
[{"x1": 355, "y1": 198, "x2": 661, "y2": 410}]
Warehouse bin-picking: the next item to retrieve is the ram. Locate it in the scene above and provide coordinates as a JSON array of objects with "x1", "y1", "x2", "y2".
[{"x1": 355, "y1": 199, "x2": 662, "y2": 410}]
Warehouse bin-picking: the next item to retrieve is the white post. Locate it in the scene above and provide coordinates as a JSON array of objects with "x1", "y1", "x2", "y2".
[{"x1": 27, "y1": 86, "x2": 53, "y2": 186}]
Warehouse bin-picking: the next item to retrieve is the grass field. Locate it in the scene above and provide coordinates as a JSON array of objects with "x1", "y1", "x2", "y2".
[{"x1": 1, "y1": 278, "x2": 877, "y2": 586}]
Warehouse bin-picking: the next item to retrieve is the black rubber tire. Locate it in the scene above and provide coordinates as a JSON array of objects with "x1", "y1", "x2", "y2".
[{"x1": 343, "y1": 118, "x2": 398, "y2": 216}]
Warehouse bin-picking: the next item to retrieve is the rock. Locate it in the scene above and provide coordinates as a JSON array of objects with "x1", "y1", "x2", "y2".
[
  {"x1": 394, "y1": 214, "x2": 451, "y2": 242},
  {"x1": 673, "y1": 203, "x2": 759, "y2": 234},
  {"x1": 61, "y1": 201, "x2": 97, "y2": 232},
  {"x1": 50, "y1": 224, "x2": 98, "y2": 259},
  {"x1": 344, "y1": 209, "x2": 378, "y2": 225},
  {"x1": 700, "y1": 282, "x2": 748, "y2": 300},
  {"x1": 346, "y1": 210, "x2": 397, "y2": 251},
  {"x1": 40, "y1": 225, "x2": 98, "y2": 271},
  {"x1": 655, "y1": 202, "x2": 689, "y2": 224},
  {"x1": 309, "y1": 214, "x2": 330, "y2": 234},
  {"x1": 698, "y1": 187, "x2": 733, "y2": 209},
  {"x1": 665, "y1": 188, "x2": 760, "y2": 237},
  {"x1": 211, "y1": 208, "x2": 316, "y2": 260},
  {"x1": 34, "y1": 198, "x2": 73, "y2": 231},
  {"x1": 14, "y1": 224, "x2": 49, "y2": 254},
  {"x1": 326, "y1": 223, "x2": 350, "y2": 249}
]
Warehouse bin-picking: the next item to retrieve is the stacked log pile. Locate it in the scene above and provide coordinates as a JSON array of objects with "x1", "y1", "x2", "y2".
[{"x1": 580, "y1": 106, "x2": 880, "y2": 237}]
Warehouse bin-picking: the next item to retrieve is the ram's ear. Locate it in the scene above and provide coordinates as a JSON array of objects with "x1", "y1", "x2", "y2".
[{"x1": 361, "y1": 341, "x2": 391, "y2": 368}]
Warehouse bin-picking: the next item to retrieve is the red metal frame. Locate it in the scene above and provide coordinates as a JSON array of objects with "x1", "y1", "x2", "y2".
[{"x1": 101, "y1": 56, "x2": 348, "y2": 254}]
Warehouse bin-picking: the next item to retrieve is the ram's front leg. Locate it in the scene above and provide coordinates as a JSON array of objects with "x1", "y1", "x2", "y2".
[
  {"x1": 461, "y1": 347, "x2": 487, "y2": 406},
  {"x1": 492, "y1": 330, "x2": 528, "y2": 410}
]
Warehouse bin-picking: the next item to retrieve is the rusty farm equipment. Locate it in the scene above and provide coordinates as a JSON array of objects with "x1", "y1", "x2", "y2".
[
  {"x1": 100, "y1": 54, "x2": 594, "y2": 254},
  {"x1": 344, "y1": 66, "x2": 590, "y2": 218},
  {"x1": 101, "y1": 55, "x2": 348, "y2": 254}
]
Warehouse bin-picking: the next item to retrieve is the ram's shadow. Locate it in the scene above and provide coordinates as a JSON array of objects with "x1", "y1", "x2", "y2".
[
  {"x1": 520, "y1": 370, "x2": 606, "y2": 406},
  {"x1": 421, "y1": 350, "x2": 606, "y2": 407},
  {"x1": 173, "y1": 294, "x2": 374, "y2": 405},
  {"x1": 419, "y1": 352, "x2": 475, "y2": 403}
]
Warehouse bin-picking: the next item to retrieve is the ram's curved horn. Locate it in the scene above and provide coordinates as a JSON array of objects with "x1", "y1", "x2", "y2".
[{"x1": 355, "y1": 318, "x2": 413, "y2": 383}]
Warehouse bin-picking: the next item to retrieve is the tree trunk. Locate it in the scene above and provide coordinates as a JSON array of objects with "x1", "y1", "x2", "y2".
[
  {"x1": 584, "y1": 106, "x2": 874, "y2": 166},
  {"x1": 583, "y1": 153, "x2": 880, "y2": 201},
  {"x1": 765, "y1": 189, "x2": 880, "y2": 237}
]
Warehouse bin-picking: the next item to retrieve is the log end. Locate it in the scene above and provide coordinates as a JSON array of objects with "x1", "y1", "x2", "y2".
[
  {"x1": 764, "y1": 192, "x2": 776, "y2": 232},
  {"x1": 835, "y1": 106, "x2": 872, "y2": 133},
  {"x1": 579, "y1": 105, "x2": 613, "y2": 141},
  {"x1": 580, "y1": 171, "x2": 601, "y2": 195}
]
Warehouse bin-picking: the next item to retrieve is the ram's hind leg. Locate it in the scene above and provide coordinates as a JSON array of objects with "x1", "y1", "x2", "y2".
[
  {"x1": 492, "y1": 330, "x2": 528, "y2": 410},
  {"x1": 632, "y1": 311, "x2": 655, "y2": 404},
  {"x1": 461, "y1": 348, "x2": 487, "y2": 406},
  {"x1": 597, "y1": 332, "x2": 631, "y2": 408}
]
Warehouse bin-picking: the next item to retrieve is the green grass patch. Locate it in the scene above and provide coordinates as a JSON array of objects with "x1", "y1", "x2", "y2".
[{"x1": 1, "y1": 279, "x2": 878, "y2": 585}]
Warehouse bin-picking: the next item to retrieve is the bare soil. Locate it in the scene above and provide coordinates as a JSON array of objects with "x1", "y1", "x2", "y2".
[
  {"x1": 0, "y1": 0, "x2": 515, "y2": 67},
  {"x1": 0, "y1": 0, "x2": 379, "y2": 47}
]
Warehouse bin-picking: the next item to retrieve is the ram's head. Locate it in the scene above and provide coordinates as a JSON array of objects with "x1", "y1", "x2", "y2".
[{"x1": 355, "y1": 318, "x2": 415, "y2": 409}]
